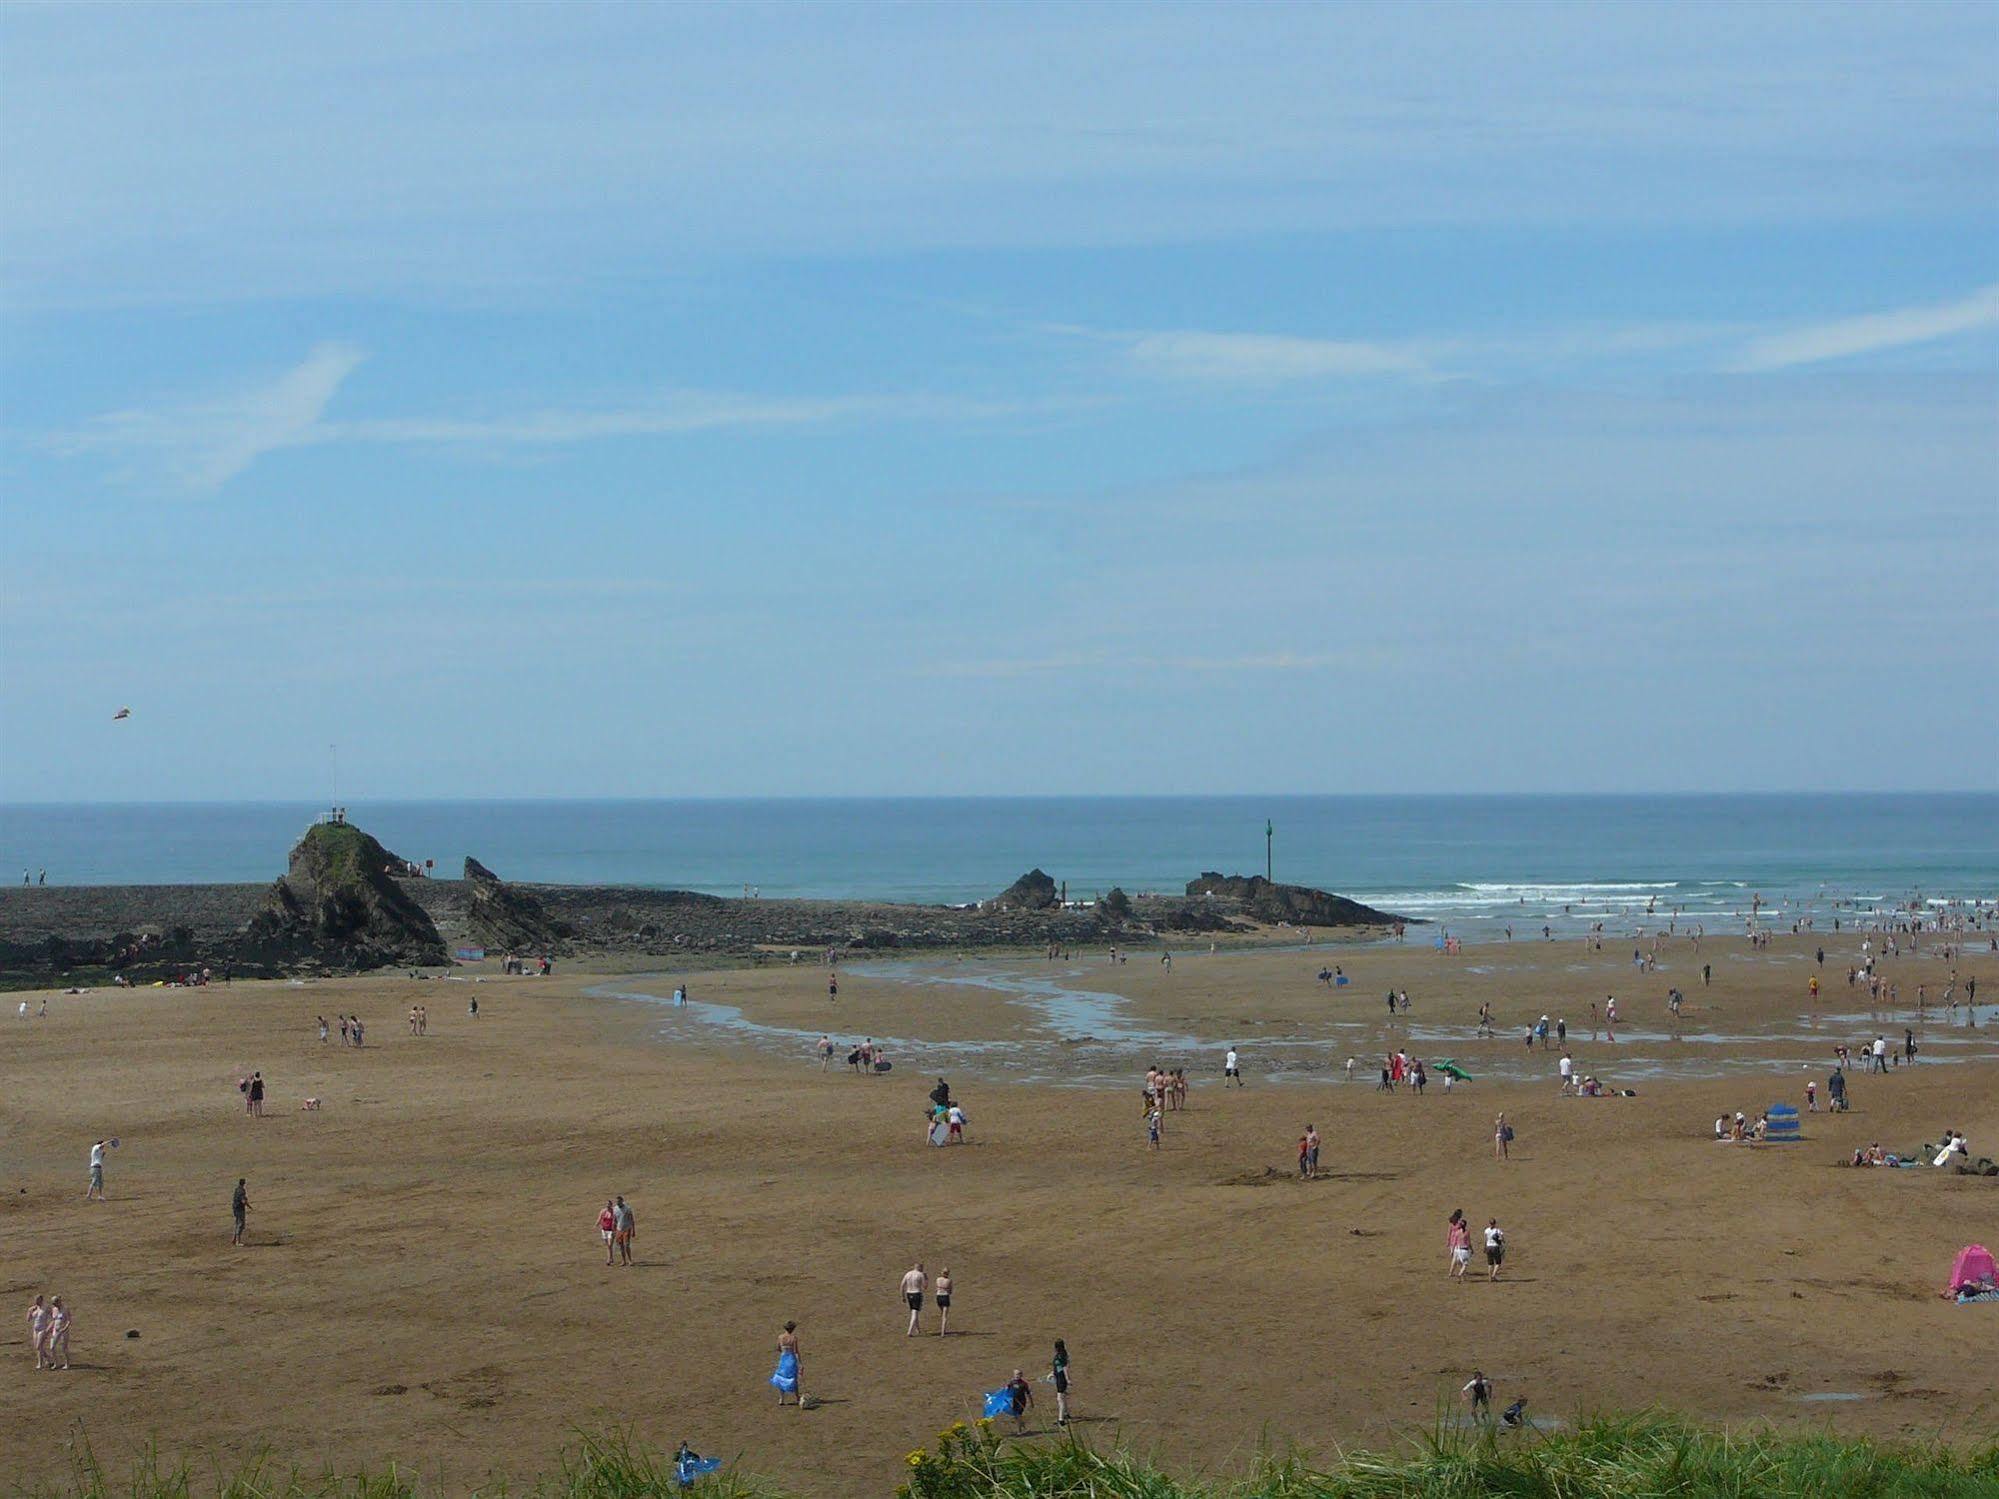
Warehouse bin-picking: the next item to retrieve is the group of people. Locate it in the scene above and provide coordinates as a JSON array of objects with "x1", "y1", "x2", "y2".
[
  {"x1": 595, "y1": 1196, "x2": 638, "y2": 1265},
  {"x1": 318, "y1": 1013, "x2": 368, "y2": 1046},
  {"x1": 767, "y1": 1309, "x2": 1073, "y2": 1433},
  {"x1": 926, "y1": 1078, "x2": 969, "y2": 1144},
  {"x1": 899, "y1": 1261, "x2": 955, "y2": 1335},
  {"x1": 23, "y1": 1295, "x2": 73, "y2": 1370},
  {"x1": 1445, "y1": 1209, "x2": 1509, "y2": 1281}
]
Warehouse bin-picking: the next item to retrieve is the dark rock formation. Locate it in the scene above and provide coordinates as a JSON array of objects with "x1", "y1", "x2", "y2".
[
  {"x1": 990, "y1": 868, "x2": 1060, "y2": 911},
  {"x1": 242, "y1": 822, "x2": 447, "y2": 969},
  {"x1": 1099, "y1": 887, "x2": 1132, "y2": 919},
  {"x1": 460, "y1": 856, "x2": 571, "y2": 953},
  {"x1": 1185, "y1": 873, "x2": 1408, "y2": 928}
]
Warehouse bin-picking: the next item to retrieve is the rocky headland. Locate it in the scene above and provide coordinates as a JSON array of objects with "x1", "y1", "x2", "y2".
[{"x1": 0, "y1": 820, "x2": 1411, "y2": 986}]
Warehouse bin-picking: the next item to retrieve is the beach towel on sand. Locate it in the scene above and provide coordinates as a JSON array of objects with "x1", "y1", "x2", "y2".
[{"x1": 769, "y1": 1351, "x2": 799, "y2": 1393}]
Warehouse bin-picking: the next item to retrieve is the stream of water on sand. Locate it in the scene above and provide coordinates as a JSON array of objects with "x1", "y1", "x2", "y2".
[{"x1": 589, "y1": 956, "x2": 1999, "y2": 1089}]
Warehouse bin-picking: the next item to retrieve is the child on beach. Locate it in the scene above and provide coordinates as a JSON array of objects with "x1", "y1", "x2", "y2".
[
  {"x1": 1005, "y1": 1368, "x2": 1034, "y2": 1433},
  {"x1": 1463, "y1": 1370, "x2": 1492, "y2": 1419}
]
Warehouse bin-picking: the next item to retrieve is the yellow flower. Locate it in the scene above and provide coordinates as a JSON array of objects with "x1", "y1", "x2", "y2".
[{"x1": 906, "y1": 1450, "x2": 926, "y2": 1467}]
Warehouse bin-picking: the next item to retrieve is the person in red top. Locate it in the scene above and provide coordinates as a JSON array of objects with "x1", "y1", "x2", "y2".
[{"x1": 597, "y1": 1200, "x2": 617, "y2": 1266}]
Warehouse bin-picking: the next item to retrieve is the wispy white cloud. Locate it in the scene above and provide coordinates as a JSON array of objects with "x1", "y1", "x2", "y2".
[
  {"x1": 924, "y1": 650, "x2": 1363, "y2": 679},
  {"x1": 1731, "y1": 284, "x2": 1999, "y2": 371},
  {"x1": 50, "y1": 358, "x2": 1034, "y2": 491},
  {"x1": 1125, "y1": 329, "x2": 1431, "y2": 383},
  {"x1": 51, "y1": 342, "x2": 366, "y2": 491},
  {"x1": 326, "y1": 392, "x2": 1008, "y2": 446}
]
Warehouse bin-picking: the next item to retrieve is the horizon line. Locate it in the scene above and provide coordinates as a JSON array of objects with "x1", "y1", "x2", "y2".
[{"x1": 4, "y1": 788, "x2": 1995, "y2": 810}]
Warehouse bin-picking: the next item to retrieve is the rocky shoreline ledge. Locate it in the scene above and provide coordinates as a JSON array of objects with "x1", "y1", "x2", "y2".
[{"x1": 0, "y1": 820, "x2": 1410, "y2": 986}]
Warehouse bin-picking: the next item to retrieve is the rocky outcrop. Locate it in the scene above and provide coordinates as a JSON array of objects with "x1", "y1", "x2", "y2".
[
  {"x1": 1185, "y1": 873, "x2": 1408, "y2": 928},
  {"x1": 990, "y1": 868, "x2": 1060, "y2": 911},
  {"x1": 461, "y1": 856, "x2": 571, "y2": 953},
  {"x1": 241, "y1": 822, "x2": 447, "y2": 969},
  {"x1": 1099, "y1": 887, "x2": 1132, "y2": 919}
]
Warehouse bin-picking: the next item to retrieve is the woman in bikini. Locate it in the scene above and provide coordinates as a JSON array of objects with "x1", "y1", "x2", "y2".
[
  {"x1": 46, "y1": 1297, "x2": 71, "y2": 1369},
  {"x1": 26, "y1": 1295, "x2": 50, "y2": 1370},
  {"x1": 934, "y1": 1268, "x2": 953, "y2": 1336}
]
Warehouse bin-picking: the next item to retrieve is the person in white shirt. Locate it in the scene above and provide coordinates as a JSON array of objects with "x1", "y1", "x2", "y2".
[
  {"x1": 1483, "y1": 1219, "x2": 1507, "y2": 1281},
  {"x1": 1224, "y1": 1048, "x2": 1242, "y2": 1087},
  {"x1": 1557, "y1": 1053, "x2": 1574, "y2": 1092},
  {"x1": 86, "y1": 1140, "x2": 107, "y2": 1200}
]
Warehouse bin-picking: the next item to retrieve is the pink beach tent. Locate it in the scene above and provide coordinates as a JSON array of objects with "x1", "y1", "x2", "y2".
[{"x1": 1944, "y1": 1244, "x2": 1996, "y2": 1296}]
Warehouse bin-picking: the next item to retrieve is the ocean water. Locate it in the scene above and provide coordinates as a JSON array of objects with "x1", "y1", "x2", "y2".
[{"x1": 1, "y1": 795, "x2": 1992, "y2": 938}]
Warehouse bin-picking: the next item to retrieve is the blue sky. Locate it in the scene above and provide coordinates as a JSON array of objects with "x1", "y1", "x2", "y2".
[{"x1": 2, "y1": 1, "x2": 1995, "y2": 800}]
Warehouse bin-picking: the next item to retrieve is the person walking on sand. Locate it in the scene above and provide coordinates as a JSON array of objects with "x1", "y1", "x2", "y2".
[
  {"x1": 86, "y1": 1139, "x2": 107, "y2": 1200},
  {"x1": 1051, "y1": 1339, "x2": 1072, "y2": 1426},
  {"x1": 339, "y1": 1014, "x2": 350, "y2": 1044},
  {"x1": 1484, "y1": 1218, "x2": 1507, "y2": 1281},
  {"x1": 1493, "y1": 1114, "x2": 1511, "y2": 1161},
  {"x1": 318, "y1": 1015, "x2": 329, "y2": 1043},
  {"x1": 613, "y1": 1195, "x2": 635, "y2": 1265},
  {"x1": 818, "y1": 1035, "x2": 834, "y2": 1070},
  {"x1": 27, "y1": 1294, "x2": 51, "y2": 1369},
  {"x1": 1447, "y1": 1209, "x2": 1472, "y2": 1280},
  {"x1": 771, "y1": 1321, "x2": 803, "y2": 1408},
  {"x1": 1224, "y1": 1046, "x2": 1242, "y2": 1087},
  {"x1": 231, "y1": 1178, "x2": 250, "y2": 1246},
  {"x1": 934, "y1": 1267, "x2": 953, "y2": 1336},
  {"x1": 1005, "y1": 1367, "x2": 1035, "y2": 1434},
  {"x1": 1147, "y1": 1106, "x2": 1162, "y2": 1151},
  {"x1": 1303, "y1": 1123, "x2": 1321, "y2": 1178},
  {"x1": 1464, "y1": 1369, "x2": 1493, "y2": 1420},
  {"x1": 248, "y1": 1072, "x2": 265, "y2": 1117},
  {"x1": 598, "y1": 1199, "x2": 617, "y2": 1265},
  {"x1": 45, "y1": 1297, "x2": 71, "y2": 1369},
  {"x1": 901, "y1": 1261, "x2": 928, "y2": 1335}
]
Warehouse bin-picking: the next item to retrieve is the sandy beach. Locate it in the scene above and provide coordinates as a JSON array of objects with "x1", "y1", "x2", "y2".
[{"x1": 4, "y1": 934, "x2": 1995, "y2": 1494}]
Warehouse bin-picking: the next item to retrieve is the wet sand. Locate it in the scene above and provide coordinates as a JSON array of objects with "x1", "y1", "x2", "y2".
[{"x1": 3, "y1": 935, "x2": 1995, "y2": 1494}]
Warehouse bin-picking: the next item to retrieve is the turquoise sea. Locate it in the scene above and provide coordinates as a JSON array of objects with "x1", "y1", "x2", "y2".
[{"x1": 1, "y1": 795, "x2": 1992, "y2": 940}]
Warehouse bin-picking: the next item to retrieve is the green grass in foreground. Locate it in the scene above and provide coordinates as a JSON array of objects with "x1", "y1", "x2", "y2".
[{"x1": 29, "y1": 1414, "x2": 1999, "y2": 1499}]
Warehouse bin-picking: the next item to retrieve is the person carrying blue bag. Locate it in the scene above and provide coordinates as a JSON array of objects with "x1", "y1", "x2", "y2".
[
  {"x1": 982, "y1": 1369, "x2": 1034, "y2": 1432},
  {"x1": 674, "y1": 1442, "x2": 723, "y2": 1487}
]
